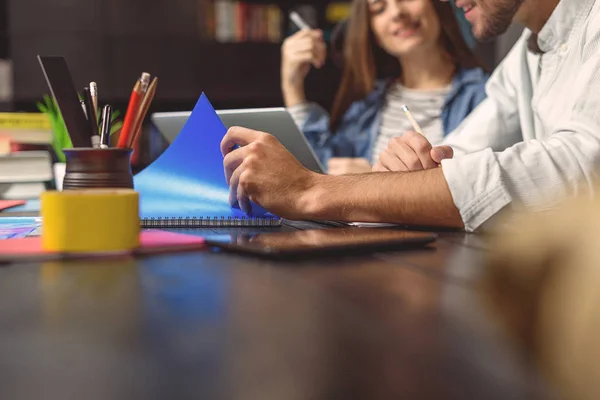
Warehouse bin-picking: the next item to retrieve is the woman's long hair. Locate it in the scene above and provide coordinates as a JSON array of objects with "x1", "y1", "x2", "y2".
[{"x1": 329, "y1": 0, "x2": 484, "y2": 131}]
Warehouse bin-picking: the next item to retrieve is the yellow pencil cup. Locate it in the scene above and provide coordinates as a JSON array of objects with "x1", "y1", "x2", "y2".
[{"x1": 41, "y1": 189, "x2": 140, "y2": 253}]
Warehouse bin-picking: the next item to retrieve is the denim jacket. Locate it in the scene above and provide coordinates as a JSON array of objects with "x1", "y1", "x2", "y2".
[{"x1": 295, "y1": 67, "x2": 489, "y2": 168}]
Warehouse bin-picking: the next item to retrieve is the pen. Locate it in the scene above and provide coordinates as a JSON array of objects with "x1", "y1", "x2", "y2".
[
  {"x1": 401, "y1": 105, "x2": 425, "y2": 136},
  {"x1": 128, "y1": 76, "x2": 158, "y2": 149},
  {"x1": 100, "y1": 104, "x2": 112, "y2": 149},
  {"x1": 290, "y1": 11, "x2": 311, "y2": 30},
  {"x1": 89, "y1": 82, "x2": 99, "y2": 124},
  {"x1": 80, "y1": 99, "x2": 87, "y2": 119},
  {"x1": 83, "y1": 87, "x2": 101, "y2": 148},
  {"x1": 117, "y1": 72, "x2": 151, "y2": 148}
]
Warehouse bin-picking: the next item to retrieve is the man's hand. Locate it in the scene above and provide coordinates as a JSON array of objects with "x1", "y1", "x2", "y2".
[
  {"x1": 372, "y1": 131, "x2": 454, "y2": 172},
  {"x1": 327, "y1": 157, "x2": 372, "y2": 175},
  {"x1": 221, "y1": 126, "x2": 320, "y2": 219},
  {"x1": 221, "y1": 128, "x2": 462, "y2": 228}
]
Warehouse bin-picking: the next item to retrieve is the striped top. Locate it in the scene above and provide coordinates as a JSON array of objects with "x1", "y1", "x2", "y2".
[{"x1": 372, "y1": 83, "x2": 451, "y2": 164}]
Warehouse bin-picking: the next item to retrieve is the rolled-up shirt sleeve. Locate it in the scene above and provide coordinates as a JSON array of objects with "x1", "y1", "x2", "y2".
[{"x1": 442, "y1": 51, "x2": 600, "y2": 232}]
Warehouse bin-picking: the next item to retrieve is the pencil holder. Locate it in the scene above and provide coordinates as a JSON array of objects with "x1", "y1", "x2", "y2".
[{"x1": 62, "y1": 148, "x2": 134, "y2": 190}]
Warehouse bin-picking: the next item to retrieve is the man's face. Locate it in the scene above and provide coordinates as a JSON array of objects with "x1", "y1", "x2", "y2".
[{"x1": 454, "y1": 0, "x2": 524, "y2": 41}]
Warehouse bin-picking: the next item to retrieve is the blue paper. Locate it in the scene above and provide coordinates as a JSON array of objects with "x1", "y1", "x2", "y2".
[
  {"x1": 0, "y1": 217, "x2": 42, "y2": 239},
  {"x1": 134, "y1": 93, "x2": 277, "y2": 222},
  {"x1": 5, "y1": 199, "x2": 41, "y2": 213}
]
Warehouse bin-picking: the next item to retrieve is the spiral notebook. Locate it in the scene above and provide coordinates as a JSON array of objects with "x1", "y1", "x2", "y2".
[{"x1": 133, "y1": 93, "x2": 281, "y2": 228}]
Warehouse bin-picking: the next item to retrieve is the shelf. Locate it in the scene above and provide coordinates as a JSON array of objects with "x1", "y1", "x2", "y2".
[{"x1": 7, "y1": 0, "x2": 347, "y2": 113}]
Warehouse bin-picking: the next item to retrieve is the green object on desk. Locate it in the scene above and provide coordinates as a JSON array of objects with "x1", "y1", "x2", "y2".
[{"x1": 36, "y1": 94, "x2": 123, "y2": 162}]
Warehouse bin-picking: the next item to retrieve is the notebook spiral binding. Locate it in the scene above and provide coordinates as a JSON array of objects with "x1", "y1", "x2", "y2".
[{"x1": 140, "y1": 216, "x2": 282, "y2": 228}]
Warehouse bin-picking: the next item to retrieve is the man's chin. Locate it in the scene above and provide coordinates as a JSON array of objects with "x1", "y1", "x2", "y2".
[
  {"x1": 472, "y1": 23, "x2": 512, "y2": 43},
  {"x1": 474, "y1": 31, "x2": 498, "y2": 43}
]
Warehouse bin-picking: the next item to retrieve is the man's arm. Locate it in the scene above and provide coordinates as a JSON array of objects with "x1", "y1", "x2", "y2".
[
  {"x1": 302, "y1": 168, "x2": 463, "y2": 228},
  {"x1": 221, "y1": 127, "x2": 463, "y2": 228}
]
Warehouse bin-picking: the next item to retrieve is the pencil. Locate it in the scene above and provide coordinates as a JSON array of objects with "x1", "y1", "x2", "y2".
[
  {"x1": 89, "y1": 82, "x2": 99, "y2": 124},
  {"x1": 128, "y1": 77, "x2": 158, "y2": 148},
  {"x1": 83, "y1": 87, "x2": 100, "y2": 148},
  {"x1": 117, "y1": 72, "x2": 151, "y2": 148},
  {"x1": 401, "y1": 105, "x2": 425, "y2": 136}
]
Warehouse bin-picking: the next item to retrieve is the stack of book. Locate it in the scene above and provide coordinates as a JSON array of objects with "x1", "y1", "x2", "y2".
[
  {"x1": 0, "y1": 113, "x2": 52, "y2": 153},
  {"x1": 0, "y1": 113, "x2": 54, "y2": 199}
]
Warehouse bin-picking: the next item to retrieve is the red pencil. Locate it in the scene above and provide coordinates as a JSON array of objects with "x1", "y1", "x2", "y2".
[{"x1": 117, "y1": 72, "x2": 150, "y2": 148}]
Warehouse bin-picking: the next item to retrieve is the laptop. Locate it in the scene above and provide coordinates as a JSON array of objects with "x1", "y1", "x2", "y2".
[{"x1": 151, "y1": 107, "x2": 325, "y2": 173}]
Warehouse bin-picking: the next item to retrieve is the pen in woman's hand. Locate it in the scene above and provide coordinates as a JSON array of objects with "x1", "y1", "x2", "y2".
[{"x1": 401, "y1": 105, "x2": 425, "y2": 136}]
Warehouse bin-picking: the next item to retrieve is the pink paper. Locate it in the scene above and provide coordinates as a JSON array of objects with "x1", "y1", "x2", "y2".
[
  {"x1": 0, "y1": 230, "x2": 205, "y2": 260},
  {"x1": 0, "y1": 200, "x2": 26, "y2": 211}
]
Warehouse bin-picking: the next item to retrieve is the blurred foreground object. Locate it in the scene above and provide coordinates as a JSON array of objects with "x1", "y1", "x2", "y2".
[{"x1": 481, "y1": 196, "x2": 600, "y2": 400}]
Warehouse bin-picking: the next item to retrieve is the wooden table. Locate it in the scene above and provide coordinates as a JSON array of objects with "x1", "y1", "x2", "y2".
[{"x1": 0, "y1": 224, "x2": 556, "y2": 399}]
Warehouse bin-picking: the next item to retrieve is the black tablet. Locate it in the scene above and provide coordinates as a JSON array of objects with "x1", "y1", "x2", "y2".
[{"x1": 204, "y1": 227, "x2": 436, "y2": 258}]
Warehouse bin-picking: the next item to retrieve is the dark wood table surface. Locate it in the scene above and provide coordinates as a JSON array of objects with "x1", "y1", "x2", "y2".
[{"x1": 0, "y1": 222, "x2": 557, "y2": 400}]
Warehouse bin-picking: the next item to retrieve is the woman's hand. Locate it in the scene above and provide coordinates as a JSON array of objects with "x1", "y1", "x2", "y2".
[
  {"x1": 372, "y1": 131, "x2": 453, "y2": 172},
  {"x1": 281, "y1": 29, "x2": 326, "y2": 107}
]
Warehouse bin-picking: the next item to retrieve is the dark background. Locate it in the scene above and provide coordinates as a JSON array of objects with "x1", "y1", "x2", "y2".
[{"x1": 1, "y1": 0, "x2": 496, "y2": 115}]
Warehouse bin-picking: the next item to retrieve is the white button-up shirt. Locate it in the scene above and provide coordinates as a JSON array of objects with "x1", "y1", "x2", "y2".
[{"x1": 441, "y1": 0, "x2": 600, "y2": 231}]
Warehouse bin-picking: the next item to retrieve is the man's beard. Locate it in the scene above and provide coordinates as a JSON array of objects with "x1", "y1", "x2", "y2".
[{"x1": 476, "y1": 0, "x2": 524, "y2": 42}]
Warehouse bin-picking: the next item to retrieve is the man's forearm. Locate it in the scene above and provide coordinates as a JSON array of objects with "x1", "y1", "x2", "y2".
[{"x1": 300, "y1": 168, "x2": 464, "y2": 228}]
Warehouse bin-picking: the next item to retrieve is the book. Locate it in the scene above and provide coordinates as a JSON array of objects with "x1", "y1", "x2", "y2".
[
  {"x1": 0, "y1": 113, "x2": 51, "y2": 130},
  {"x1": 198, "y1": 0, "x2": 216, "y2": 39},
  {"x1": 0, "y1": 151, "x2": 53, "y2": 183},
  {"x1": 215, "y1": 0, "x2": 235, "y2": 42},
  {"x1": 133, "y1": 93, "x2": 282, "y2": 228},
  {"x1": 267, "y1": 5, "x2": 282, "y2": 43},
  {"x1": 0, "y1": 151, "x2": 53, "y2": 200},
  {"x1": 0, "y1": 182, "x2": 48, "y2": 200},
  {"x1": 0, "y1": 112, "x2": 53, "y2": 144}
]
